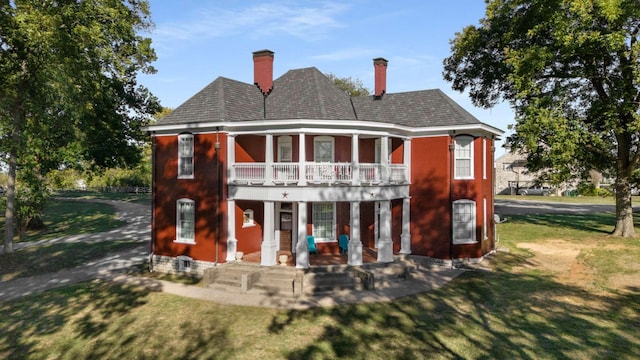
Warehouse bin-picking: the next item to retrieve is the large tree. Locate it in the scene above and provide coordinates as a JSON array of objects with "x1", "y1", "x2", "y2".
[
  {"x1": 444, "y1": 0, "x2": 640, "y2": 237},
  {"x1": 0, "y1": 0, "x2": 160, "y2": 252}
]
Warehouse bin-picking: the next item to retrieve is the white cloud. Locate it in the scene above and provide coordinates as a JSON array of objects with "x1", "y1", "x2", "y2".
[
  {"x1": 309, "y1": 48, "x2": 377, "y2": 61},
  {"x1": 154, "y1": 2, "x2": 349, "y2": 46}
]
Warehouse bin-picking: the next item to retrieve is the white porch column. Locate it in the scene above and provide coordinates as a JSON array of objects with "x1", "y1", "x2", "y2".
[
  {"x1": 292, "y1": 202, "x2": 299, "y2": 253},
  {"x1": 298, "y1": 133, "x2": 307, "y2": 185},
  {"x1": 352, "y1": 134, "x2": 360, "y2": 186},
  {"x1": 381, "y1": 135, "x2": 389, "y2": 183},
  {"x1": 348, "y1": 201, "x2": 363, "y2": 266},
  {"x1": 260, "y1": 201, "x2": 277, "y2": 266},
  {"x1": 227, "y1": 135, "x2": 235, "y2": 181},
  {"x1": 403, "y1": 138, "x2": 411, "y2": 183},
  {"x1": 377, "y1": 200, "x2": 394, "y2": 262},
  {"x1": 265, "y1": 134, "x2": 274, "y2": 185},
  {"x1": 295, "y1": 201, "x2": 309, "y2": 269},
  {"x1": 400, "y1": 197, "x2": 412, "y2": 255},
  {"x1": 226, "y1": 199, "x2": 238, "y2": 261}
]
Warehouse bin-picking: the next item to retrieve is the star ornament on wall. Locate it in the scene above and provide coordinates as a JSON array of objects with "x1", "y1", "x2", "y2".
[{"x1": 282, "y1": 191, "x2": 289, "y2": 199}]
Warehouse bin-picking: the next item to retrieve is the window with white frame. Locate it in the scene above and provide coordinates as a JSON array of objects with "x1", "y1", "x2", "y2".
[
  {"x1": 176, "y1": 199, "x2": 195, "y2": 243},
  {"x1": 178, "y1": 133, "x2": 194, "y2": 178},
  {"x1": 314, "y1": 136, "x2": 334, "y2": 162},
  {"x1": 243, "y1": 209, "x2": 255, "y2": 227},
  {"x1": 482, "y1": 138, "x2": 487, "y2": 179},
  {"x1": 453, "y1": 199, "x2": 476, "y2": 244},
  {"x1": 312, "y1": 202, "x2": 335, "y2": 241},
  {"x1": 454, "y1": 136, "x2": 474, "y2": 179},
  {"x1": 483, "y1": 197, "x2": 488, "y2": 240},
  {"x1": 278, "y1": 136, "x2": 292, "y2": 162}
]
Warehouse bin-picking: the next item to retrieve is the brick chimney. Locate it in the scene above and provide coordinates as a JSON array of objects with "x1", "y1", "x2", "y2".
[
  {"x1": 253, "y1": 49, "x2": 274, "y2": 96},
  {"x1": 373, "y1": 57, "x2": 388, "y2": 99}
]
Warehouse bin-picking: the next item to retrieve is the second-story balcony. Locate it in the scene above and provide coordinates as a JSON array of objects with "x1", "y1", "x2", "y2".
[{"x1": 232, "y1": 162, "x2": 408, "y2": 186}]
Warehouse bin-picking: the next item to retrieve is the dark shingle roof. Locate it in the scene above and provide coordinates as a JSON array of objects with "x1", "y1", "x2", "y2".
[
  {"x1": 154, "y1": 67, "x2": 484, "y2": 129},
  {"x1": 351, "y1": 89, "x2": 481, "y2": 127}
]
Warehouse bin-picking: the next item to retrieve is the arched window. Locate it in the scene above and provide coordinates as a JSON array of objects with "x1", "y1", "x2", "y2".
[{"x1": 178, "y1": 133, "x2": 194, "y2": 178}]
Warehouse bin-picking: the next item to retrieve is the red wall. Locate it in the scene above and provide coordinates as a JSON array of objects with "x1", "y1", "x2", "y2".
[
  {"x1": 409, "y1": 135, "x2": 495, "y2": 260},
  {"x1": 152, "y1": 132, "x2": 228, "y2": 262}
]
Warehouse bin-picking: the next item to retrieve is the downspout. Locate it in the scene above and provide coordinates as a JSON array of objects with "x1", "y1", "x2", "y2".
[
  {"x1": 449, "y1": 134, "x2": 455, "y2": 268},
  {"x1": 215, "y1": 127, "x2": 221, "y2": 264},
  {"x1": 149, "y1": 132, "x2": 156, "y2": 271}
]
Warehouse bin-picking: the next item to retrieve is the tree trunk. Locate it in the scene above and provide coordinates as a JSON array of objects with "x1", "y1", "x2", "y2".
[
  {"x1": 611, "y1": 134, "x2": 636, "y2": 237},
  {"x1": 3, "y1": 149, "x2": 17, "y2": 254}
]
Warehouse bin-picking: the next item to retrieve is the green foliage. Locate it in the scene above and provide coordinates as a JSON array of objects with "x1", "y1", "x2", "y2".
[
  {"x1": 576, "y1": 181, "x2": 614, "y2": 197},
  {"x1": 444, "y1": 0, "x2": 640, "y2": 235},
  {"x1": 325, "y1": 73, "x2": 371, "y2": 97},
  {"x1": 0, "y1": 1, "x2": 160, "y2": 248}
]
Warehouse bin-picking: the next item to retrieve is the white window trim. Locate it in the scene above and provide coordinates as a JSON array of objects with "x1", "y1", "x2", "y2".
[
  {"x1": 243, "y1": 209, "x2": 255, "y2": 228},
  {"x1": 453, "y1": 199, "x2": 477, "y2": 245},
  {"x1": 178, "y1": 133, "x2": 194, "y2": 179},
  {"x1": 482, "y1": 138, "x2": 487, "y2": 180},
  {"x1": 278, "y1": 136, "x2": 293, "y2": 162},
  {"x1": 454, "y1": 135, "x2": 474, "y2": 180},
  {"x1": 312, "y1": 202, "x2": 336, "y2": 242},
  {"x1": 314, "y1": 136, "x2": 335, "y2": 162},
  {"x1": 175, "y1": 198, "x2": 196, "y2": 244},
  {"x1": 483, "y1": 198, "x2": 488, "y2": 240}
]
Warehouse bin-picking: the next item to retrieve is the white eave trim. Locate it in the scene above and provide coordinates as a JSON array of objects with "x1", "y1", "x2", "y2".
[{"x1": 144, "y1": 119, "x2": 504, "y2": 138}]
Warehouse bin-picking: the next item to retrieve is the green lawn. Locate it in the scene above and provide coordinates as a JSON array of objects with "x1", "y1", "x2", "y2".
[
  {"x1": 0, "y1": 197, "x2": 126, "y2": 243},
  {"x1": 0, "y1": 197, "x2": 639, "y2": 359}
]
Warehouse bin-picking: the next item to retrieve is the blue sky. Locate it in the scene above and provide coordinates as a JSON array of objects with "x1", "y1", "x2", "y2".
[{"x1": 140, "y1": 0, "x2": 512, "y2": 155}]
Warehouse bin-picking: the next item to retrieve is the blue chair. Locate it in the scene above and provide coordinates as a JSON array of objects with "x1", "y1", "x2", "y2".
[
  {"x1": 338, "y1": 234, "x2": 349, "y2": 255},
  {"x1": 307, "y1": 235, "x2": 318, "y2": 255}
]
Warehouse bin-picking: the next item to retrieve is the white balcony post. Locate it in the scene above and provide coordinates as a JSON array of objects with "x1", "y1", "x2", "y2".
[
  {"x1": 381, "y1": 136, "x2": 389, "y2": 183},
  {"x1": 226, "y1": 199, "x2": 238, "y2": 261},
  {"x1": 377, "y1": 200, "x2": 394, "y2": 263},
  {"x1": 265, "y1": 134, "x2": 274, "y2": 185},
  {"x1": 295, "y1": 201, "x2": 309, "y2": 269},
  {"x1": 298, "y1": 133, "x2": 307, "y2": 185},
  {"x1": 352, "y1": 134, "x2": 360, "y2": 186},
  {"x1": 227, "y1": 135, "x2": 235, "y2": 181},
  {"x1": 400, "y1": 197, "x2": 412, "y2": 255},
  {"x1": 260, "y1": 201, "x2": 277, "y2": 266},
  {"x1": 403, "y1": 138, "x2": 411, "y2": 183},
  {"x1": 348, "y1": 201, "x2": 363, "y2": 266}
]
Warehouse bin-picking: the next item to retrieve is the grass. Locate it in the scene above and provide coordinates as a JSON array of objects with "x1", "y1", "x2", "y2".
[
  {"x1": 0, "y1": 198, "x2": 126, "y2": 243},
  {"x1": 0, "y1": 240, "x2": 142, "y2": 281},
  {"x1": 0, "y1": 196, "x2": 639, "y2": 359},
  {"x1": 55, "y1": 189, "x2": 151, "y2": 204}
]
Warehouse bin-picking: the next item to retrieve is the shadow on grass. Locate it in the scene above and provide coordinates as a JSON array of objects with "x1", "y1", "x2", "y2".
[
  {"x1": 507, "y1": 213, "x2": 619, "y2": 234},
  {"x1": 271, "y1": 253, "x2": 640, "y2": 359},
  {"x1": 0, "y1": 240, "x2": 142, "y2": 281},
  {"x1": 0, "y1": 280, "x2": 234, "y2": 360}
]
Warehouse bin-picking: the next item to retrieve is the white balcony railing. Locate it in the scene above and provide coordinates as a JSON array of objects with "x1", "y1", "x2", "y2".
[{"x1": 233, "y1": 162, "x2": 407, "y2": 186}]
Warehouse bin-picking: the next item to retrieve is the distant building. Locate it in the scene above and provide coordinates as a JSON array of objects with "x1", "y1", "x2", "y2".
[{"x1": 495, "y1": 150, "x2": 539, "y2": 195}]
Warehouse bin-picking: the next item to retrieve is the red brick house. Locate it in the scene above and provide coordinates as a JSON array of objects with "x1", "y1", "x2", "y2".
[{"x1": 146, "y1": 50, "x2": 503, "y2": 274}]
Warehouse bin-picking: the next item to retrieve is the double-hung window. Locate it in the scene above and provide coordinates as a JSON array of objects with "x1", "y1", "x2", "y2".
[
  {"x1": 176, "y1": 199, "x2": 195, "y2": 243},
  {"x1": 454, "y1": 136, "x2": 474, "y2": 179},
  {"x1": 312, "y1": 202, "x2": 335, "y2": 241},
  {"x1": 453, "y1": 199, "x2": 476, "y2": 244},
  {"x1": 178, "y1": 134, "x2": 194, "y2": 178}
]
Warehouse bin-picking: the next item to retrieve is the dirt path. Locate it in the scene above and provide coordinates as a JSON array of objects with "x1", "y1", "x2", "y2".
[{"x1": 513, "y1": 240, "x2": 640, "y2": 291}]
